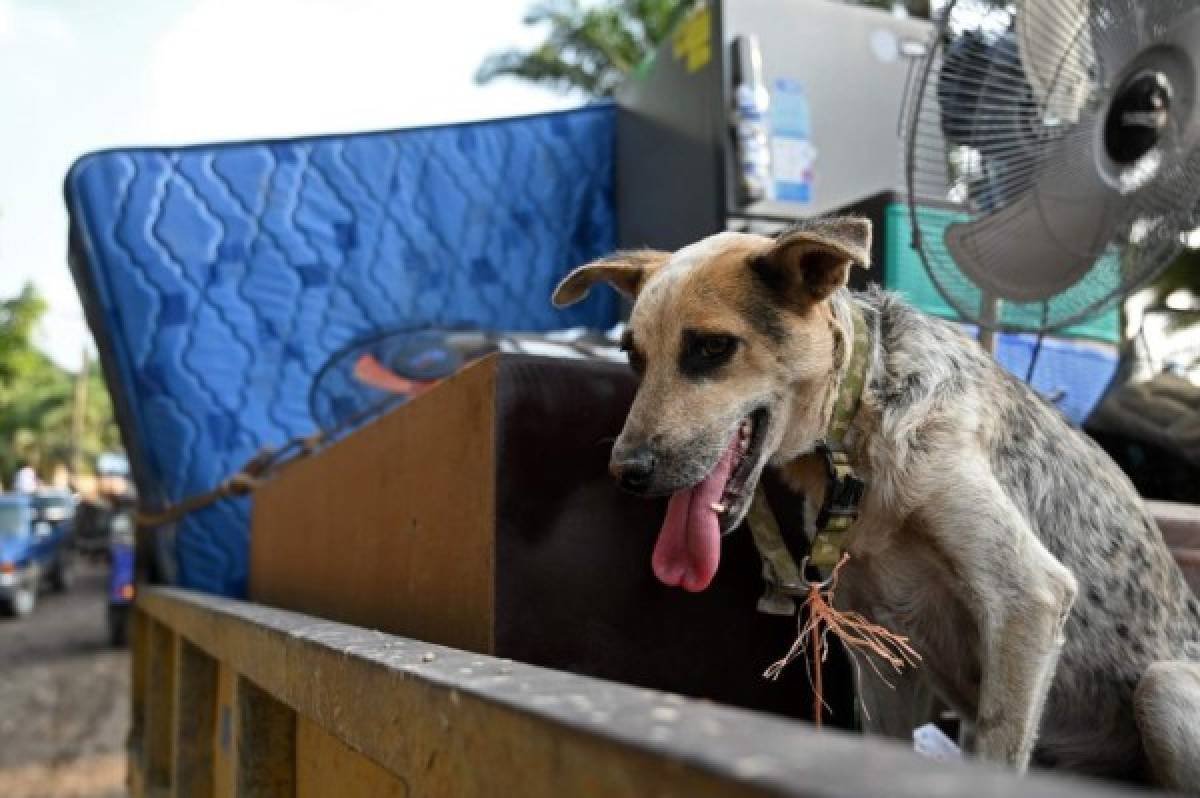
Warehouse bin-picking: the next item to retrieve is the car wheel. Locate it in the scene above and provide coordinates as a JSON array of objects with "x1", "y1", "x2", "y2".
[
  {"x1": 50, "y1": 553, "x2": 73, "y2": 592},
  {"x1": 2, "y1": 586, "x2": 36, "y2": 618}
]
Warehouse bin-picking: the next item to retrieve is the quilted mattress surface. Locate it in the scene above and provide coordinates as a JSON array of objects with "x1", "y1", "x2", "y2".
[{"x1": 66, "y1": 105, "x2": 619, "y2": 596}]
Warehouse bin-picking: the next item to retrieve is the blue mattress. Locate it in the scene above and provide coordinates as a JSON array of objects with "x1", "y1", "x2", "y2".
[{"x1": 66, "y1": 105, "x2": 619, "y2": 596}]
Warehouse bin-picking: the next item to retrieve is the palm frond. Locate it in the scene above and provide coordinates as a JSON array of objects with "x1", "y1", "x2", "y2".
[{"x1": 476, "y1": 0, "x2": 700, "y2": 97}]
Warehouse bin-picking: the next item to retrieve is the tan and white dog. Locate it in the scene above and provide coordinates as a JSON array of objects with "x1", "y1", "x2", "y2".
[{"x1": 552, "y1": 217, "x2": 1200, "y2": 790}]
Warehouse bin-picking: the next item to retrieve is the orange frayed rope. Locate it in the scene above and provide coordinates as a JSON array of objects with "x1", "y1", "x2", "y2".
[{"x1": 763, "y1": 552, "x2": 922, "y2": 728}]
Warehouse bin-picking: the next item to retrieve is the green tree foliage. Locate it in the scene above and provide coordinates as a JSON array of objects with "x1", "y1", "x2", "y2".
[
  {"x1": 0, "y1": 283, "x2": 120, "y2": 482},
  {"x1": 475, "y1": 0, "x2": 697, "y2": 97},
  {"x1": 0, "y1": 284, "x2": 48, "y2": 386}
]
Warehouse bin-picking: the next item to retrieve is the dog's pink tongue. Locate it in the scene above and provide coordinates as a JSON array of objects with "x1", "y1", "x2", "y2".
[{"x1": 651, "y1": 436, "x2": 738, "y2": 592}]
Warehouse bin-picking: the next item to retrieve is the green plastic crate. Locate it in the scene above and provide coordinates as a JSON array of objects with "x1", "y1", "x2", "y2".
[{"x1": 882, "y1": 204, "x2": 1120, "y2": 344}]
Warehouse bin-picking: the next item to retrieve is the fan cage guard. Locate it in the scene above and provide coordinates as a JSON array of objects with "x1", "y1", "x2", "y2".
[{"x1": 903, "y1": 0, "x2": 1200, "y2": 335}]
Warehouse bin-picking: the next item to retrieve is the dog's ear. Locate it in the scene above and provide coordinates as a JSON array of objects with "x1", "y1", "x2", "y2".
[
  {"x1": 551, "y1": 250, "x2": 670, "y2": 307},
  {"x1": 753, "y1": 217, "x2": 871, "y2": 304}
]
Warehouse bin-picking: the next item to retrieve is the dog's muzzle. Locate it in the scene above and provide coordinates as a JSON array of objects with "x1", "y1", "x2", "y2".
[{"x1": 610, "y1": 444, "x2": 656, "y2": 495}]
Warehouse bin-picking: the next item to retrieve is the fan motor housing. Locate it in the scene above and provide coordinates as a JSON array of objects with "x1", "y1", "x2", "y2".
[{"x1": 1105, "y1": 70, "x2": 1172, "y2": 165}]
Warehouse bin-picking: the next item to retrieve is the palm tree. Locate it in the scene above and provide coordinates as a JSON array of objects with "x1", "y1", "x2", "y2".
[{"x1": 475, "y1": 0, "x2": 697, "y2": 97}]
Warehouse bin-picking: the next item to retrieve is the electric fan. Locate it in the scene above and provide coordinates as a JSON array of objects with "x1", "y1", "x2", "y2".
[
  {"x1": 308, "y1": 327, "x2": 625, "y2": 433},
  {"x1": 904, "y1": 0, "x2": 1200, "y2": 337}
]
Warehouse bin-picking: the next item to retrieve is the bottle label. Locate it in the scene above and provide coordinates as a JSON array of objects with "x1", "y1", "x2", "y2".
[{"x1": 769, "y1": 78, "x2": 816, "y2": 204}]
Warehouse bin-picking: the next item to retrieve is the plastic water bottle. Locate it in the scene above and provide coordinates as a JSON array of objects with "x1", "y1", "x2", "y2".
[{"x1": 731, "y1": 35, "x2": 772, "y2": 204}]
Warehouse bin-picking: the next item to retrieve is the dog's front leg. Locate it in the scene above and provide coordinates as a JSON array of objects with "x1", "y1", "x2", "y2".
[{"x1": 921, "y1": 460, "x2": 1077, "y2": 771}]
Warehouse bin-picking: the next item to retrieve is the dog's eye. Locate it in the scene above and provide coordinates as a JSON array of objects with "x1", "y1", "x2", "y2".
[
  {"x1": 700, "y1": 336, "x2": 734, "y2": 358},
  {"x1": 679, "y1": 331, "x2": 739, "y2": 377}
]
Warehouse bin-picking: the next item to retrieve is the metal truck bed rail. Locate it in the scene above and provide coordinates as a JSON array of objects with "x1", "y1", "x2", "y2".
[{"x1": 131, "y1": 587, "x2": 1130, "y2": 797}]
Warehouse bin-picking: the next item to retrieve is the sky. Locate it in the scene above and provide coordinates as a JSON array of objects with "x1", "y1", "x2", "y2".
[{"x1": 0, "y1": 0, "x2": 576, "y2": 370}]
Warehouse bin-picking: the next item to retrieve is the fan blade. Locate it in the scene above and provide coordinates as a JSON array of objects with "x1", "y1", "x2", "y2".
[
  {"x1": 1016, "y1": 0, "x2": 1092, "y2": 125},
  {"x1": 946, "y1": 111, "x2": 1127, "y2": 303},
  {"x1": 353, "y1": 354, "x2": 426, "y2": 396},
  {"x1": 945, "y1": 199, "x2": 1111, "y2": 303}
]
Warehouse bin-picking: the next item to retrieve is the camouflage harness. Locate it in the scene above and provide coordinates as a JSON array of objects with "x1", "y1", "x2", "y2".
[{"x1": 747, "y1": 303, "x2": 870, "y2": 616}]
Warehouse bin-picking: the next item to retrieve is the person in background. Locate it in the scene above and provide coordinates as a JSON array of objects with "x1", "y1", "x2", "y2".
[{"x1": 13, "y1": 463, "x2": 38, "y2": 494}]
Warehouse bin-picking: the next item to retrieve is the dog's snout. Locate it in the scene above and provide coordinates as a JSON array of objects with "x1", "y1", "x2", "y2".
[{"x1": 611, "y1": 446, "x2": 656, "y2": 494}]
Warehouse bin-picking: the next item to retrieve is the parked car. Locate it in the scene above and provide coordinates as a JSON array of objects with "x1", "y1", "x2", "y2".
[
  {"x1": 32, "y1": 490, "x2": 77, "y2": 527},
  {"x1": 0, "y1": 493, "x2": 76, "y2": 617}
]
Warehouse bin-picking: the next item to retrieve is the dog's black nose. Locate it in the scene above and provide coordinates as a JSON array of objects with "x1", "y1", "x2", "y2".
[{"x1": 612, "y1": 448, "x2": 656, "y2": 494}]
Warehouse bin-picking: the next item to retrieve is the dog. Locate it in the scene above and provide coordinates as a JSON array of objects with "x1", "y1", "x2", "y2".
[{"x1": 552, "y1": 217, "x2": 1200, "y2": 790}]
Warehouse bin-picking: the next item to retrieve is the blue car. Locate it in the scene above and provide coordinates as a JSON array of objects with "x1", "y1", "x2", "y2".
[{"x1": 0, "y1": 492, "x2": 76, "y2": 617}]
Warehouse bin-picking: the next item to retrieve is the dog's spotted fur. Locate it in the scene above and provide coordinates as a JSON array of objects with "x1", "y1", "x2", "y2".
[
  {"x1": 554, "y1": 221, "x2": 1200, "y2": 789},
  {"x1": 847, "y1": 288, "x2": 1200, "y2": 782}
]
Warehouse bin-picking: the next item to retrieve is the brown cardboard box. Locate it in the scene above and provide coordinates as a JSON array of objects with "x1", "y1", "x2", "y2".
[
  {"x1": 250, "y1": 354, "x2": 853, "y2": 724},
  {"x1": 252, "y1": 352, "x2": 501, "y2": 653}
]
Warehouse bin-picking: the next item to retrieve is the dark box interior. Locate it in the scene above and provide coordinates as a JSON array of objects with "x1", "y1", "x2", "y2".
[{"x1": 253, "y1": 355, "x2": 855, "y2": 726}]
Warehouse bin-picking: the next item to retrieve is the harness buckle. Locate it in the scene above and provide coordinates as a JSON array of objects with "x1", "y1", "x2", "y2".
[
  {"x1": 809, "y1": 442, "x2": 867, "y2": 571},
  {"x1": 813, "y1": 442, "x2": 865, "y2": 531}
]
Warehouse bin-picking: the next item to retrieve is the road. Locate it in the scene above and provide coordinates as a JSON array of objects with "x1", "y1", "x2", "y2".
[{"x1": 0, "y1": 559, "x2": 129, "y2": 798}]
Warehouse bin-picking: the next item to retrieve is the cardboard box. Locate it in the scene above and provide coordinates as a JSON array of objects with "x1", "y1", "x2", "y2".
[{"x1": 251, "y1": 354, "x2": 853, "y2": 723}]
